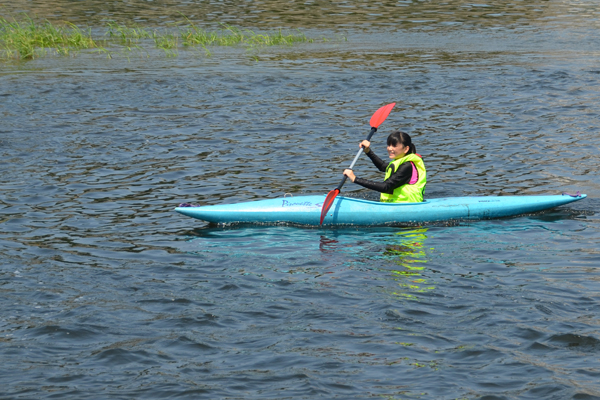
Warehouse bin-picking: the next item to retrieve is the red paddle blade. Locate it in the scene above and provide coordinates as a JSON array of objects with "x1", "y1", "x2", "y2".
[
  {"x1": 369, "y1": 102, "x2": 396, "y2": 128},
  {"x1": 320, "y1": 188, "x2": 339, "y2": 225}
]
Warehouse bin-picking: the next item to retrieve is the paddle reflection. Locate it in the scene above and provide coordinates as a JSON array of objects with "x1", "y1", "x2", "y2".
[{"x1": 318, "y1": 236, "x2": 339, "y2": 252}]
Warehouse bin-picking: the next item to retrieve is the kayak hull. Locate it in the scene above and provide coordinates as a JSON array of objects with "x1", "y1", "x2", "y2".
[{"x1": 175, "y1": 194, "x2": 587, "y2": 226}]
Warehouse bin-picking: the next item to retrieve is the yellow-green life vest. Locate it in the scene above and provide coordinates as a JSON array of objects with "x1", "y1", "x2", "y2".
[{"x1": 380, "y1": 154, "x2": 427, "y2": 203}]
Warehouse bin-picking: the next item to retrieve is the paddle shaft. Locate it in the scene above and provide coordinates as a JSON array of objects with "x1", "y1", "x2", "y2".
[
  {"x1": 335, "y1": 127, "x2": 377, "y2": 190},
  {"x1": 320, "y1": 103, "x2": 395, "y2": 225}
]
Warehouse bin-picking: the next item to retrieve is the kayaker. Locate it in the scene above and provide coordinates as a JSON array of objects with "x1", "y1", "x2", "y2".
[{"x1": 343, "y1": 131, "x2": 426, "y2": 202}]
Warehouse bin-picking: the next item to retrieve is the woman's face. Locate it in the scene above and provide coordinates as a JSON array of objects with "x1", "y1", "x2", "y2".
[{"x1": 387, "y1": 142, "x2": 409, "y2": 159}]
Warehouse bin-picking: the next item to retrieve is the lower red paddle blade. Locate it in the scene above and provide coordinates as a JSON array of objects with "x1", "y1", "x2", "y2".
[
  {"x1": 369, "y1": 102, "x2": 396, "y2": 129},
  {"x1": 320, "y1": 189, "x2": 339, "y2": 225}
]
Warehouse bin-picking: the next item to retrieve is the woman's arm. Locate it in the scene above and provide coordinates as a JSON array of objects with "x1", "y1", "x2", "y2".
[
  {"x1": 353, "y1": 162, "x2": 414, "y2": 194},
  {"x1": 364, "y1": 148, "x2": 388, "y2": 172},
  {"x1": 358, "y1": 140, "x2": 387, "y2": 172}
]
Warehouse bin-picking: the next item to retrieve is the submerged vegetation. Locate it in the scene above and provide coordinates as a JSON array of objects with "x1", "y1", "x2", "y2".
[{"x1": 0, "y1": 14, "x2": 316, "y2": 61}]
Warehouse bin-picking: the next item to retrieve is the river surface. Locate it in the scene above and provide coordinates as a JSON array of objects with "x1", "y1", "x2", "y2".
[{"x1": 2, "y1": 1, "x2": 600, "y2": 399}]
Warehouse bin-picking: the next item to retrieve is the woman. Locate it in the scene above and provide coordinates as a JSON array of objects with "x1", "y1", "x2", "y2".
[{"x1": 343, "y1": 131, "x2": 426, "y2": 202}]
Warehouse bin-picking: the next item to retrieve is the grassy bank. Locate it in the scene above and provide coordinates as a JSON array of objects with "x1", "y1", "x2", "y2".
[{"x1": 0, "y1": 15, "x2": 315, "y2": 61}]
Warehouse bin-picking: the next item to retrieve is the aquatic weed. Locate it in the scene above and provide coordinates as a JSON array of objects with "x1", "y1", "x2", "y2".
[
  {"x1": 0, "y1": 15, "x2": 103, "y2": 60},
  {"x1": 1, "y1": 14, "x2": 318, "y2": 62},
  {"x1": 179, "y1": 21, "x2": 312, "y2": 48},
  {"x1": 106, "y1": 21, "x2": 152, "y2": 46}
]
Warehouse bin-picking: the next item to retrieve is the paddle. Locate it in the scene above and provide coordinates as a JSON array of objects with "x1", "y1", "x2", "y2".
[{"x1": 319, "y1": 102, "x2": 396, "y2": 225}]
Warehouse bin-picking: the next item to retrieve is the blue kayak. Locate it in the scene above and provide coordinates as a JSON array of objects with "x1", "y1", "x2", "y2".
[{"x1": 175, "y1": 193, "x2": 586, "y2": 226}]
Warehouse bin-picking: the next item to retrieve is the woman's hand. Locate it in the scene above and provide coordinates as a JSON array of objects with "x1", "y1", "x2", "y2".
[
  {"x1": 360, "y1": 140, "x2": 371, "y2": 152},
  {"x1": 343, "y1": 169, "x2": 356, "y2": 182}
]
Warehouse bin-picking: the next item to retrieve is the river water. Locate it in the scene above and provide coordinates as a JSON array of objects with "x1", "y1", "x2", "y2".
[{"x1": 2, "y1": 1, "x2": 600, "y2": 399}]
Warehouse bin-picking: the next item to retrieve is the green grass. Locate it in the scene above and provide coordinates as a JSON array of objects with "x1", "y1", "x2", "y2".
[
  {"x1": 0, "y1": 15, "x2": 101, "y2": 59},
  {"x1": 180, "y1": 23, "x2": 312, "y2": 47},
  {"x1": 0, "y1": 14, "x2": 315, "y2": 61}
]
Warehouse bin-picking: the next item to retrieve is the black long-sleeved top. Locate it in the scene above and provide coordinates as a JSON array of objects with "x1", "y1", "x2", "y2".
[{"x1": 354, "y1": 149, "x2": 415, "y2": 195}]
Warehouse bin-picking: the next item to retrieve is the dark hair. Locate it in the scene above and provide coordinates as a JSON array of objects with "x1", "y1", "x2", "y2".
[{"x1": 387, "y1": 131, "x2": 416, "y2": 155}]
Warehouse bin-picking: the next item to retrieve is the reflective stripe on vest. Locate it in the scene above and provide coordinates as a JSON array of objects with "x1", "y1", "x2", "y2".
[{"x1": 380, "y1": 153, "x2": 427, "y2": 203}]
